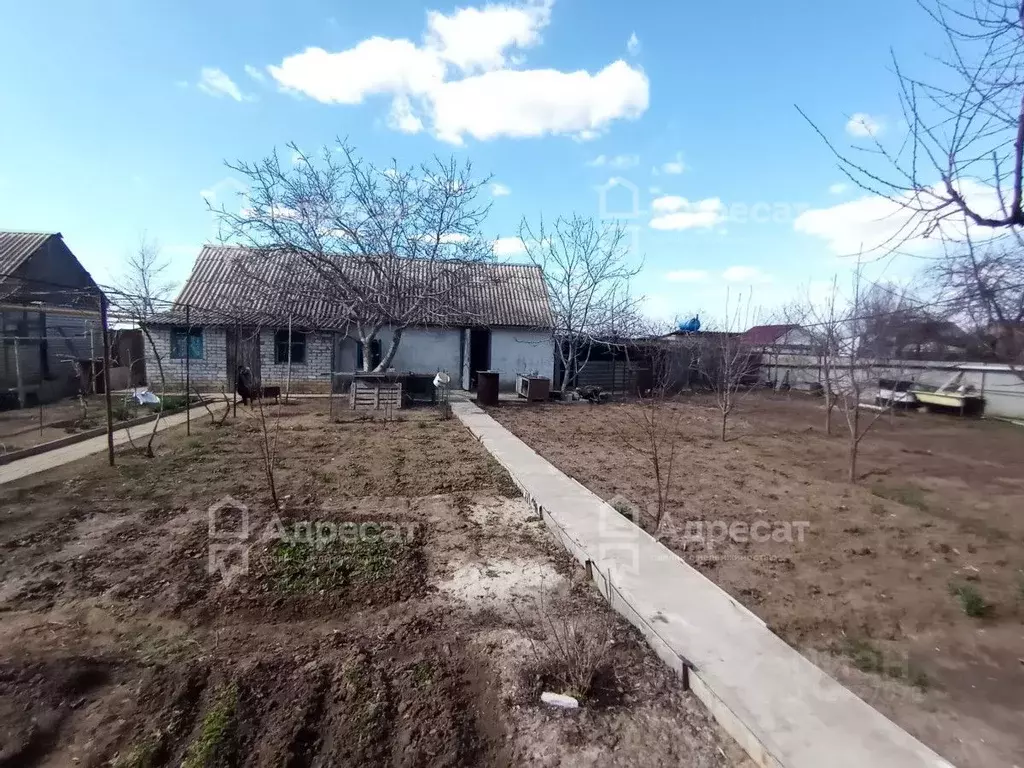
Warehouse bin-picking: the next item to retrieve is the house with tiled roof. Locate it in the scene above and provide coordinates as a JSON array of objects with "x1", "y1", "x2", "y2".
[{"x1": 144, "y1": 245, "x2": 555, "y2": 392}]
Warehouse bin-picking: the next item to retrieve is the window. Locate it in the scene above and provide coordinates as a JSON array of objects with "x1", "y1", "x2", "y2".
[
  {"x1": 275, "y1": 329, "x2": 306, "y2": 364},
  {"x1": 170, "y1": 327, "x2": 204, "y2": 359}
]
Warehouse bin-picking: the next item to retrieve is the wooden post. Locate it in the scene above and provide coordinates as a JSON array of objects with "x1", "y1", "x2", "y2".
[
  {"x1": 329, "y1": 331, "x2": 336, "y2": 421},
  {"x1": 185, "y1": 303, "x2": 191, "y2": 436},
  {"x1": 285, "y1": 315, "x2": 292, "y2": 403},
  {"x1": 232, "y1": 321, "x2": 239, "y2": 418},
  {"x1": 12, "y1": 336, "x2": 25, "y2": 409},
  {"x1": 89, "y1": 326, "x2": 95, "y2": 394},
  {"x1": 100, "y1": 294, "x2": 115, "y2": 466}
]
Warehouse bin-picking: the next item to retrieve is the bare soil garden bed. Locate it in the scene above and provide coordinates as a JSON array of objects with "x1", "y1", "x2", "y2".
[
  {"x1": 490, "y1": 392, "x2": 1024, "y2": 768},
  {"x1": 0, "y1": 401, "x2": 749, "y2": 767}
]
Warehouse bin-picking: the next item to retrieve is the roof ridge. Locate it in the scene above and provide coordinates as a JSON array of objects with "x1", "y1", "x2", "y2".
[{"x1": 0, "y1": 230, "x2": 60, "y2": 237}]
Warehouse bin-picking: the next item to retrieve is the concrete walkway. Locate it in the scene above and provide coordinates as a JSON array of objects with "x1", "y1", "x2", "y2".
[
  {"x1": 453, "y1": 401, "x2": 954, "y2": 768},
  {"x1": 0, "y1": 408, "x2": 203, "y2": 486}
]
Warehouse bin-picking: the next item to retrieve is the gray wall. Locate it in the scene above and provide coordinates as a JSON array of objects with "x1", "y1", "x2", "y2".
[
  {"x1": 490, "y1": 329, "x2": 554, "y2": 389},
  {"x1": 763, "y1": 353, "x2": 1024, "y2": 419}
]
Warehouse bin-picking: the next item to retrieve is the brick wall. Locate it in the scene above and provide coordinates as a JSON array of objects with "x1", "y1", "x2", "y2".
[
  {"x1": 259, "y1": 329, "x2": 333, "y2": 392},
  {"x1": 144, "y1": 326, "x2": 228, "y2": 389}
]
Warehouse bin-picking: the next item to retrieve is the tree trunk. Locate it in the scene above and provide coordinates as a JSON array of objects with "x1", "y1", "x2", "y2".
[
  {"x1": 824, "y1": 395, "x2": 832, "y2": 436},
  {"x1": 559, "y1": 341, "x2": 575, "y2": 392},
  {"x1": 375, "y1": 327, "x2": 403, "y2": 372},
  {"x1": 720, "y1": 409, "x2": 727, "y2": 441},
  {"x1": 360, "y1": 335, "x2": 372, "y2": 372},
  {"x1": 848, "y1": 403, "x2": 860, "y2": 483}
]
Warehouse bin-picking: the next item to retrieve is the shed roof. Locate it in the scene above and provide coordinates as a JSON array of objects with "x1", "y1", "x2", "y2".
[
  {"x1": 0, "y1": 231, "x2": 58, "y2": 282},
  {"x1": 150, "y1": 245, "x2": 554, "y2": 330}
]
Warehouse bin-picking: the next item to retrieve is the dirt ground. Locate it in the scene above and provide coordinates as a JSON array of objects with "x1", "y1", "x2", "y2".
[
  {"x1": 0, "y1": 400, "x2": 750, "y2": 768},
  {"x1": 0, "y1": 394, "x2": 180, "y2": 454},
  {"x1": 490, "y1": 392, "x2": 1024, "y2": 768}
]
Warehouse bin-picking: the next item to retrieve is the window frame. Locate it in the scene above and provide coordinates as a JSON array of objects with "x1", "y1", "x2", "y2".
[
  {"x1": 170, "y1": 326, "x2": 204, "y2": 360},
  {"x1": 274, "y1": 328, "x2": 307, "y2": 365}
]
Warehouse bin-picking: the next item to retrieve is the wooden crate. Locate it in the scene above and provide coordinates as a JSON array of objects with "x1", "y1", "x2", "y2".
[{"x1": 350, "y1": 377, "x2": 404, "y2": 410}]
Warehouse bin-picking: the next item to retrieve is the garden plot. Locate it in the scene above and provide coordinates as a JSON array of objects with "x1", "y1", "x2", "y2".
[
  {"x1": 491, "y1": 392, "x2": 1024, "y2": 768},
  {"x1": 0, "y1": 401, "x2": 750, "y2": 767}
]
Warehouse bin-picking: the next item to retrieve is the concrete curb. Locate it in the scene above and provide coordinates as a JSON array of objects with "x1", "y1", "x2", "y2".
[
  {"x1": 452, "y1": 401, "x2": 955, "y2": 768},
  {"x1": 0, "y1": 404, "x2": 197, "y2": 466}
]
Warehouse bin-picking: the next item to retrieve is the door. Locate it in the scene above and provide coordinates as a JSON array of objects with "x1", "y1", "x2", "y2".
[
  {"x1": 226, "y1": 326, "x2": 262, "y2": 386},
  {"x1": 468, "y1": 328, "x2": 491, "y2": 390}
]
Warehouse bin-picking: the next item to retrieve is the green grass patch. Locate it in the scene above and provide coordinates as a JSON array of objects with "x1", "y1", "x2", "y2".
[
  {"x1": 112, "y1": 735, "x2": 160, "y2": 768},
  {"x1": 269, "y1": 536, "x2": 404, "y2": 593},
  {"x1": 838, "y1": 637, "x2": 929, "y2": 689},
  {"x1": 871, "y1": 485, "x2": 930, "y2": 512},
  {"x1": 412, "y1": 660, "x2": 434, "y2": 687},
  {"x1": 182, "y1": 682, "x2": 238, "y2": 768},
  {"x1": 949, "y1": 581, "x2": 990, "y2": 618}
]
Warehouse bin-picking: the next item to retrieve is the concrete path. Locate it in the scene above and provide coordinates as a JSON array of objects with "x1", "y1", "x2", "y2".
[
  {"x1": 453, "y1": 401, "x2": 954, "y2": 768},
  {"x1": 0, "y1": 408, "x2": 203, "y2": 486}
]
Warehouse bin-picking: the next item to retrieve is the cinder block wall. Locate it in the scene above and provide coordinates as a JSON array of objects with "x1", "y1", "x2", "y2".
[{"x1": 143, "y1": 327, "x2": 228, "y2": 390}]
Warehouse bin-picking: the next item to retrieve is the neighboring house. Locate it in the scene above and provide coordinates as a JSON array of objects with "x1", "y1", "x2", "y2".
[
  {"x1": 739, "y1": 324, "x2": 815, "y2": 353},
  {"x1": 0, "y1": 231, "x2": 105, "y2": 406},
  {"x1": 859, "y1": 319, "x2": 971, "y2": 361},
  {"x1": 143, "y1": 245, "x2": 555, "y2": 392}
]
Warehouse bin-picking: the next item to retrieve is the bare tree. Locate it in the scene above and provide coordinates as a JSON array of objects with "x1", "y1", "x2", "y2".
[
  {"x1": 698, "y1": 291, "x2": 758, "y2": 441},
  {"x1": 624, "y1": 340, "x2": 682, "y2": 535},
  {"x1": 117, "y1": 235, "x2": 177, "y2": 319},
  {"x1": 931, "y1": 231, "x2": 1024, "y2": 375},
  {"x1": 795, "y1": 277, "x2": 848, "y2": 436},
  {"x1": 519, "y1": 214, "x2": 642, "y2": 392},
  {"x1": 801, "y1": 1, "x2": 1024, "y2": 240},
  {"x1": 825, "y1": 267, "x2": 914, "y2": 482},
  {"x1": 110, "y1": 240, "x2": 178, "y2": 457},
  {"x1": 212, "y1": 140, "x2": 493, "y2": 372}
]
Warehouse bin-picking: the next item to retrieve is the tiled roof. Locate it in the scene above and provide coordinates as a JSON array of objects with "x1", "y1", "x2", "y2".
[
  {"x1": 0, "y1": 231, "x2": 57, "y2": 282},
  {"x1": 150, "y1": 245, "x2": 554, "y2": 330}
]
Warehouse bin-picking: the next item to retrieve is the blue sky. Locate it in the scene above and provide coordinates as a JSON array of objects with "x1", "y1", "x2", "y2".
[{"x1": 0, "y1": 0, "x2": 951, "y2": 325}]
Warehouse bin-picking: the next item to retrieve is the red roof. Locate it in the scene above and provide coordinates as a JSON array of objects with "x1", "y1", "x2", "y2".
[{"x1": 740, "y1": 324, "x2": 800, "y2": 345}]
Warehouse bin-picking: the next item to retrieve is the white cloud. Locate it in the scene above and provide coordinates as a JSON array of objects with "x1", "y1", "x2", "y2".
[
  {"x1": 588, "y1": 153, "x2": 638, "y2": 169},
  {"x1": 722, "y1": 265, "x2": 771, "y2": 283},
  {"x1": 665, "y1": 269, "x2": 708, "y2": 282},
  {"x1": 270, "y1": 40, "x2": 444, "y2": 103},
  {"x1": 846, "y1": 112, "x2": 883, "y2": 138},
  {"x1": 197, "y1": 67, "x2": 244, "y2": 101},
  {"x1": 627, "y1": 32, "x2": 640, "y2": 56},
  {"x1": 490, "y1": 182, "x2": 512, "y2": 197},
  {"x1": 493, "y1": 236, "x2": 526, "y2": 255},
  {"x1": 649, "y1": 196, "x2": 725, "y2": 230},
  {"x1": 431, "y1": 61, "x2": 648, "y2": 144},
  {"x1": 828, "y1": 182, "x2": 848, "y2": 195},
  {"x1": 266, "y1": 4, "x2": 648, "y2": 144},
  {"x1": 660, "y1": 152, "x2": 685, "y2": 175},
  {"x1": 244, "y1": 64, "x2": 266, "y2": 83},
  {"x1": 793, "y1": 180, "x2": 1002, "y2": 255},
  {"x1": 425, "y1": 0, "x2": 553, "y2": 73},
  {"x1": 200, "y1": 177, "x2": 248, "y2": 204},
  {"x1": 388, "y1": 94, "x2": 425, "y2": 133}
]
